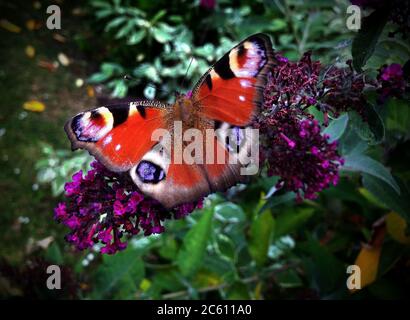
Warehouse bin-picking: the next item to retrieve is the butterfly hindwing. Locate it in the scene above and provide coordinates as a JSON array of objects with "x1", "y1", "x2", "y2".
[
  {"x1": 128, "y1": 122, "x2": 258, "y2": 208},
  {"x1": 130, "y1": 143, "x2": 211, "y2": 208},
  {"x1": 64, "y1": 101, "x2": 169, "y2": 172}
]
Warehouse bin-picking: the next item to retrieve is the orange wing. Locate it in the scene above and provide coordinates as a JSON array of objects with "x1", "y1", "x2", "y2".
[
  {"x1": 186, "y1": 33, "x2": 275, "y2": 198},
  {"x1": 192, "y1": 33, "x2": 276, "y2": 126},
  {"x1": 64, "y1": 101, "x2": 169, "y2": 172}
]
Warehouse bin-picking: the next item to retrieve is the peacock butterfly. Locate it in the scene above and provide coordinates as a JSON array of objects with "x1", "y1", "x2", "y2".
[{"x1": 65, "y1": 33, "x2": 276, "y2": 208}]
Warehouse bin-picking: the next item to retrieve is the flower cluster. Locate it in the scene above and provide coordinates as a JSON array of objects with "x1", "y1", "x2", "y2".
[
  {"x1": 263, "y1": 52, "x2": 368, "y2": 120},
  {"x1": 256, "y1": 109, "x2": 343, "y2": 201},
  {"x1": 376, "y1": 63, "x2": 406, "y2": 103},
  {"x1": 200, "y1": 0, "x2": 216, "y2": 10},
  {"x1": 262, "y1": 53, "x2": 321, "y2": 112},
  {"x1": 319, "y1": 61, "x2": 367, "y2": 117},
  {"x1": 254, "y1": 52, "x2": 352, "y2": 199},
  {"x1": 55, "y1": 161, "x2": 202, "y2": 254}
]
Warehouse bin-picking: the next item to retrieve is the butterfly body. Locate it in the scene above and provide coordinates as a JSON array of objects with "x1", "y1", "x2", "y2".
[
  {"x1": 170, "y1": 94, "x2": 204, "y2": 131},
  {"x1": 65, "y1": 34, "x2": 276, "y2": 208}
]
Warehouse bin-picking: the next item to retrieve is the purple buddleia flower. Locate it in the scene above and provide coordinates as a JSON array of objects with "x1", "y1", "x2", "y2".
[
  {"x1": 200, "y1": 0, "x2": 216, "y2": 10},
  {"x1": 254, "y1": 52, "x2": 349, "y2": 200},
  {"x1": 262, "y1": 52, "x2": 368, "y2": 120},
  {"x1": 54, "y1": 161, "x2": 203, "y2": 255},
  {"x1": 256, "y1": 109, "x2": 343, "y2": 201},
  {"x1": 377, "y1": 63, "x2": 406, "y2": 102}
]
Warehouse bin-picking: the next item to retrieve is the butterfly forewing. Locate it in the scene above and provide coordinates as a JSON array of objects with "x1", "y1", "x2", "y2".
[
  {"x1": 64, "y1": 101, "x2": 169, "y2": 172},
  {"x1": 192, "y1": 33, "x2": 275, "y2": 126}
]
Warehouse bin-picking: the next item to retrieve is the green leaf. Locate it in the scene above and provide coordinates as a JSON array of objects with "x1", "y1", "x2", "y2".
[
  {"x1": 274, "y1": 208, "x2": 315, "y2": 239},
  {"x1": 92, "y1": 249, "x2": 145, "y2": 299},
  {"x1": 364, "y1": 103, "x2": 385, "y2": 144},
  {"x1": 249, "y1": 210, "x2": 275, "y2": 266},
  {"x1": 95, "y1": 9, "x2": 113, "y2": 19},
  {"x1": 45, "y1": 242, "x2": 63, "y2": 265},
  {"x1": 104, "y1": 16, "x2": 127, "y2": 32},
  {"x1": 150, "y1": 10, "x2": 167, "y2": 25},
  {"x1": 323, "y1": 113, "x2": 349, "y2": 142},
  {"x1": 352, "y1": 8, "x2": 390, "y2": 71},
  {"x1": 300, "y1": 237, "x2": 345, "y2": 294},
  {"x1": 349, "y1": 104, "x2": 384, "y2": 145},
  {"x1": 226, "y1": 282, "x2": 250, "y2": 299},
  {"x1": 258, "y1": 192, "x2": 295, "y2": 214},
  {"x1": 385, "y1": 98, "x2": 410, "y2": 135},
  {"x1": 151, "y1": 25, "x2": 173, "y2": 44},
  {"x1": 152, "y1": 269, "x2": 185, "y2": 293},
  {"x1": 269, "y1": 18, "x2": 287, "y2": 31},
  {"x1": 343, "y1": 154, "x2": 400, "y2": 194},
  {"x1": 214, "y1": 202, "x2": 246, "y2": 223},
  {"x1": 158, "y1": 237, "x2": 178, "y2": 260},
  {"x1": 322, "y1": 178, "x2": 366, "y2": 204},
  {"x1": 111, "y1": 79, "x2": 128, "y2": 97},
  {"x1": 91, "y1": 1, "x2": 111, "y2": 9},
  {"x1": 216, "y1": 234, "x2": 236, "y2": 261},
  {"x1": 362, "y1": 174, "x2": 410, "y2": 223},
  {"x1": 101, "y1": 62, "x2": 123, "y2": 75},
  {"x1": 177, "y1": 208, "x2": 214, "y2": 277},
  {"x1": 134, "y1": 64, "x2": 161, "y2": 83},
  {"x1": 377, "y1": 241, "x2": 406, "y2": 277},
  {"x1": 87, "y1": 72, "x2": 110, "y2": 83},
  {"x1": 339, "y1": 124, "x2": 368, "y2": 156},
  {"x1": 127, "y1": 29, "x2": 146, "y2": 45},
  {"x1": 276, "y1": 269, "x2": 303, "y2": 288},
  {"x1": 115, "y1": 20, "x2": 135, "y2": 39},
  {"x1": 350, "y1": 103, "x2": 385, "y2": 145}
]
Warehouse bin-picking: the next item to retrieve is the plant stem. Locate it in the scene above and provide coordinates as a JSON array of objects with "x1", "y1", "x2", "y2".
[{"x1": 160, "y1": 263, "x2": 298, "y2": 299}]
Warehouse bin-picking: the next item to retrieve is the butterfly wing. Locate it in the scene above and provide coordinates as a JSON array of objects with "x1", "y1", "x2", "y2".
[
  {"x1": 192, "y1": 33, "x2": 275, "y2": 126},
  {"x1": 65, "y1": 100, "x2": 212, "y2": 208},
  {"x1": 130, "y1": 144, "x2": 211, "y2": 208},
  {"x1": 64, "y1": 101, "x2": 169, "y2": 172},
  {"x1": 190, "y1": 33, "x2": 275, "y2": 194}
]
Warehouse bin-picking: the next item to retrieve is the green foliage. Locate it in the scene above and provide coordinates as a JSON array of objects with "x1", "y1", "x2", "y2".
[
  {"x1": 300, "y1": 236, "x2": 345, "y2": 295},
  {"x1": 352, "y1": 8, "x2": 390, "y2": 71},
  {"x1": 92, "y1": 248, "x2": 145, "y2": 299},
  {"x1": 362, "y1": 174, "x2": 410, "y2": 223},
  {"x1": 85, "y1": 0, "x2": 353, "y2": 99},
  {"x1": 343, "y1": 154, "x2": 400, "y2": 194},
  {"x1": 323, "y1": 113, "x2": 349, "y2": 142},
  {"x1": 177, "y1": 207, "x2": 214, "y2": 277},
  {"x1": 35, "y1": 143, "x2": 92, "y2": 196},
  {"x1": 274, "y1": 208, "x2": 315, "y2": 240},
  {"x1": 249, "y1": 206, "x2": 275, "y2": 266}
]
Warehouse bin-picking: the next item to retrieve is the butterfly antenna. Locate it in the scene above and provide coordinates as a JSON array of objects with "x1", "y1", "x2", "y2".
[{"x1": 180, "y1": 57, "x2": 195, "y2": 90}]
